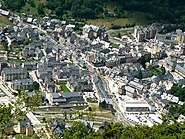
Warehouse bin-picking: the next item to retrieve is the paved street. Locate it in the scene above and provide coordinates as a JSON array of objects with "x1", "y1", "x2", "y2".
[
  {"x1": 99, "y1": 75, "x2": 133, "y2": 126},
  {"x1": 84, "y1": 60, "x2": 133, "y2": 126}
]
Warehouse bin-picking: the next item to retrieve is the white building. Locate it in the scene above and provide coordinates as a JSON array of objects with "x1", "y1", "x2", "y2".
[{"x1": 124, "y1": 100, "x2": 150, "y2": 114}]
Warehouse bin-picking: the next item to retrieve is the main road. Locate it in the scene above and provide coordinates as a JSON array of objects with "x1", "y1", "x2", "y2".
[
  {"x1": 98, "y1": 73, "x2": 133, "y2": 126},
  {"x1": 83, "y1": 59, "x2": 132, "y2": 126}
]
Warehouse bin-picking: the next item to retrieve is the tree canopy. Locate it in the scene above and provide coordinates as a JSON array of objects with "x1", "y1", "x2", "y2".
[
  {"x1": 32, "y1": 81, "x2": 40, "y2": 91},
  {"x1": 136, "y1": 69, "x2": 143, "y2": 79},
  {"x1": 168, "y1": 85, "x2": 185, "y2": 117},
  {"x1": 171, "y1": 85, "x2": 185, "y2": 102},
  {"x1": 4, "y1": 0, "x2": 185, "y2": 23},
  {"x1": 0, "y1": 104, "x2": 12, "y2": 135},
  {"x1": 109, "y1": 0, "x2": 185, "y2": 23},
  {"x1": 62, "y1": 121, "x2": 185, "y2": 139},
  {"x1": 46, "y1": 0, "x2": 103, "y2": 19},
  {"x1": 4, "y1": 0, "x2": 25, "y2": 12}
]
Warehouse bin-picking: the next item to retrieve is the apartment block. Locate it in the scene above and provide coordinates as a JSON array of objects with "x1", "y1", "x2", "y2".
[{"x1": 1, "y1": 68, "x2": 28, "y2": 81}]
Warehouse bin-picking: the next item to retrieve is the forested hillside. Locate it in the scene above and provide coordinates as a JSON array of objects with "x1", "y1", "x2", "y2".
[
  {"x1": 2, "y1": 0, "x2": 185, "y2": 24},
  {"x1": 108, "y1": 0, "x2": 185, "y2": 23}
]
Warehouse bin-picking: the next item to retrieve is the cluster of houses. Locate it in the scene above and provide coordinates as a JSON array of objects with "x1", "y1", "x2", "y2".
[
  {"x1": 0, "y1": 16, "x2": 87, "y2": 108},
  {"x1": 82, "y1": 24, "x2": 108, "y2": 41},
  {"x1": 1, "y1": 4, "x2": 185, "y2": 136},
  {"x1": 79, "y1": 24, "x2": 185, "y2": 116},
  {"x1": 0, "y1": 64, "x2": 34, "y2": 91},
  {"x1": 155, "y1": 29, "x2": 185, "y2": 46}
]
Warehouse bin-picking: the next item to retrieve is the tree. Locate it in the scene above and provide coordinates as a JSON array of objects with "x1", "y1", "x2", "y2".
[
  {"x1": 161, "y1": 66, "x2": 166, "y2": 75},
  {"x1": 23, "y1": 39, "x2": 32, "y2": 46},
  {"x1": 33, "y1": 81, "x2": 40, "y2": 90},
  {"x1": 69, "y1": 113, "x2": 72, "y2": 119},
  {"x1": 136, "y1": 69, "x2": 143, "y2": 79},
  {"x1": 55, "y1": 6, "x2": 64, "y2": 17},
  {"x1": 63, "y1": 122, "x2": 89, "y2": 139},
  {"x1": 170, "y1": 44, "x2": 175, "y2": 49},
  {"x1": 46, "y1": 0, "x2": 59, "y2": 10},
  {"x1": 88, "y1": 107, "x2": 92, "y2": 111},
  {"x1": 118, "y1": 33, "x2": 122, "y2": 38},
  {"x1": 17, "y1": 90, "x2": 42, "y2": 111},
  {"x1": 28, "y1": 0, "x2": 36, "y2": 7},
  {"x1": 64, "y1": 111, "x2": 67, "y2": 120},
  {"x1": 0, "y1": 104, "x2": 12, "y2": 136},
  {"x1": 0, "y1": 89, "x2": 42, "y2": 137},
  {"x1": 87, "y1": 112, "x2": 95, "y2": 120},
  {"x1": 4, "y1": 0, "x2": 26, "y2": 12},
  {"x1": 4, "y1": 0, "x2": 185, "y2": 24},
  {"x1": 171, "y1": 85, "x2": 185, "y2": 102},
  {"x1": 138, "y1": 56, "x2": 147, "y2": 68},
  {"x1": 62, "y1": 121, "x2": 185, "y2": 139},
  {"x1": 38, "y1": 3, "x2": 45, "y2": 15},
  {"x1": 77, "y1": 111, "x2": 83, "y2": 119},
  {"x1": 2, "y1": 42, "x2": 8, "y2": 51}
]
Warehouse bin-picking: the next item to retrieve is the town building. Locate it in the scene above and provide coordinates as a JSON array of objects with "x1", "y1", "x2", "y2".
[
  {"x1": 17, "y1": 120, "x2": 33, "y2": 136},
  {"x1": 51, "y1": 119, "x2": 65, "y2": 138},
  {"x1": 176, "y1": 29, "x2": 185, "y2": 44},
  {"x1": 11, "y1": 78, "x2": 33, "y2": 91},
  {"x1": 180, "y1": 45, "x2": 185, "y2": 55},
  {"x1": 0, "y1": 9, "x2": 10, "y2": 16},
  {"x1": 99, "y1": 98, "x2": 113, "y2": 110},
  {"x1": 124, "y1": 100, "x2": 150, "y2": 114},
  {"x1": 92, "y1": 57, "x2": 105, "y2": 67},
  {"x1": 105, "y1": 56, "x2": 119, "y2": 68},
  {"x1": 83, "y1": 24, "x2": 105, "y2": 40},
  {"x1": 85, "y1": 51, "x2": 97, "y2": 63},
  {"x1": 49, "y1": 92, "x2": 84, "y2": 105},
  {"x1": 1, "y1": 68, "x2": 28, "y2": 81},
  {"x1": 167, "y1": 61, "x2": 185, "y2": 77},
  {"x1": 118, "y1": 85, "x2": 126, "y2": 95},
  {"x1": 0, "y1": 61, "x2": 8, "y2": 73},
  {"x1": 4, "y1": 124, "x2": 14, "y2": 135},
  {"x1": 134, "y1": 26, "x2": 157, "y2": 42},
  {"x1": 22, "y1": 62, "x2": 37, "y2": 71},
  {"x1": 124, "y1": 85, "x2": 137, "y2": 98}
]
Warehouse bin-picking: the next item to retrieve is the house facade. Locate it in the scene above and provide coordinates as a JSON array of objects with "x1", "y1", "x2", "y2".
[{"x1": 1, "y1": 68, "x2": 28, "y2": 81}]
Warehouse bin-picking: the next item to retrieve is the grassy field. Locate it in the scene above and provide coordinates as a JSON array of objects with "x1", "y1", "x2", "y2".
[
  {"x1": 87, "y1": 12, "x2": 150, "y2": 30},
  {"x1": 73, "y1": 105, "x2": 88, "y2": 110},
  {"x1": 60, "y1": 84, "x2": 71, "y2": 92},
  {"x1": 111, "y1": 43, "x2": 120, "y2": 49},
  {"x1": 0, "y1": 16, "x2": 13, "y2": 26},
  {"x1": 14, "y1": 135, "x2": 31, "y2": 139},
  {"x1": 68, "y1": 62, "x2": 75, "y2": 66},
  {"x1": 110, "y1": 29, "x2": 134, "y2": 38},
  {"x1": 152, "y1": 67, "x2": 163, "y2": 76},
  {"x1": 88, "y1": 103, "x2": 115, "y2": 120}
]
